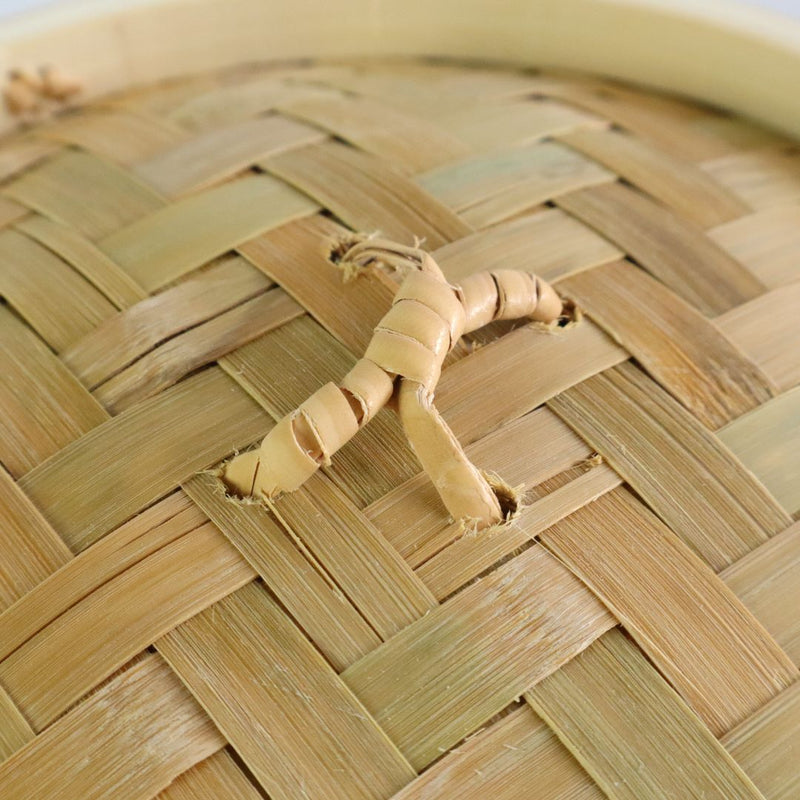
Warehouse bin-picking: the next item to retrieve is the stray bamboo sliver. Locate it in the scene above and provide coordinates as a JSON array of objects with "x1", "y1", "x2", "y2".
[{"x1": 221, "y1": 235, "x2": 562, "y2": 527}]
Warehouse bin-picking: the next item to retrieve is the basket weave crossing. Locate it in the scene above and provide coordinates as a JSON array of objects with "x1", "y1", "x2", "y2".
[{"x1": 0, "y1": 58, "x2": 799, "y2": 800}]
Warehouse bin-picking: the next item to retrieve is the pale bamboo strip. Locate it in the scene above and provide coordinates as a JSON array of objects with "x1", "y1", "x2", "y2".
[
  {"x1": 717, "y1": 283, "x2": 800, "y2": 392},
  {"x1": 62, "y1": 255, "x2": 270, "y2": 388},
  {"x1": 556, "y1": 183, "x2": 765, "y2": 315},
  {"x1": 38, "y1": 108, "x2": 186, "y2": 164},
  {"x1": 183, "y1": 472, "x2": 380, "y2": 670},
  {"x1": 16, "y1": 214, "x2": 147, "y2": 309},
  {"x1": 541, "y1": 487, "x2": 797, "y2": 735},
  {"x1": 2, "y1": 150, "x2": 166, "y2": 239},
  {"x1": 94, "y1": 288, "x2": 303, "y2": 412},
  {"x1": 270, "y1": 472, "x2": 437, "y2": 639},
  {"x1": 722, "y1": 680, "x2": 800, "y2": 800},
  {"x1": 279, "y1": 94, "x2": 472, "y2": 173},
  {"x1": 134, "y1": 115, "x2": 327, "y2": 197},
  {"x1": 434, "y1": 207, "x2": 622, "y2": 284},
  {"x1": 548, "y1": 364, "x2": 790, "y2": 569},
  {"x1": 158, "y1": 582, "x2": 417, "y2": 800},
  {"x1": 221, "y1": 316, "x2": 418, "y2": 506},
  {"x1": 525, "y1": 629, "x2": 764, "y2": 800},
  {"x1": 115, "y1": 74, "x2": 219, "y2": 119},
  {"x1": 722, "y1": 522, "x2": 800, "y2": 665},
  {"x1": 0, "y1": 137, "x2": 59, "y2": 182},
  {"x1": 342, "y1": 545, "x2": 615, "y2": 769},
  {"x1": 18, "y1": 367, "x2": 271, "y2": 551},
  {"x1": 0, "y1": 195, "x2": 27, "y2": 228},
  {"x1": 0, "y1": 654, "x2": 225, "y2": 800},
  {"x1": 0, "y1": 491, "x2": 203, "y2": 662},
  {"x1": 0, "y1": 521, "x2": 255, "y2": 731},
  {"x1": 238, "y1": 215, "x2": 396, "y2": 355},
  {"x1": 390, "y1": 705, "x2": 603, "y2": 800},
  {"x1": 557, "y1": 127, "x2": 748, "y2": 227},
  {"x1": 708, "y1": 204, "x2": 800, "y2": 289},
  {"x1": 0, "y1": 306, "x2": 108, "y2": 476},
  {"x1": 0, "y1": 684, "x2": 33, "y2": 760},
  {"x1": 262, "y1": 141, "x2": 472, "y2": 248},
  {"x1": 98, "y1": 173, "x2": 319, "y2": 291},
  {"x1": 718, "y1": 388, "x2": 800, "y2": 515},
  {"x1": 0, "y1": 229, "x2": 117, "y2": 351},
  {"x1": 0, "y1": 466, "x2": 71, "y2": 612},
  {"x1": 688, "y1": 116, "x2": 792, "y2": 157},
  {"x1": 557, "y1": 260, "x2": 776, "y2": 429},
  {"x1": 702, "y1": 149, "x2": 800, "y2": 209},
  {"x1": 157, "y1": 750, "x2": 263, "y2": 800}
]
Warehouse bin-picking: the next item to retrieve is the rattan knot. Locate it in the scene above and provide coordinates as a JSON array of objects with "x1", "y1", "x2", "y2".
[{"x1": 222, "y1": 236, "x2": 562, "y2": 528}]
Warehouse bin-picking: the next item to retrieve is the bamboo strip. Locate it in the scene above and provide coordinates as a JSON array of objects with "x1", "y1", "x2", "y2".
[
  {"x1": 0, "y1": 229, "x2": 117, "y2": 351},
  {"x1": 18, "y1": 367, "x2": 271, "y2": 551},
  {"x1": 557, "y1": 260, "x2": 776, "y2": 429},
  {"x1": 525, "y1": 629, "x2": 764, "y2": 800},
  {"x1": 16, "y1": 214, "x2": 147, "y2": 309},
  {"x1": 62, "y1": 255, "x2": 270, "y2": 388},
  {"x1": 0, "y1": 654, "x2": 225, "y2": 800},
  {"x1": 342, "y1": 544, "x2": 615, "y2": 769},
  {"x1": 0, "y1": 306, "x2": 108, "y2": 476},
  {"x1": 158, "y1": 581, "x2": 417, "y2": 800},
  {"x1": 557, "y1": 127, "x2": 748, "y2": 227},
  {"x1": 0, "y1": 195, "x2": 27, "y2": 228},
  {"x1": 548, "y1": 364, "x2": 790, "y2": 569},
  {"x1": 718, "y1": 388, "x2": 800, "y2": 516},
  {"x1": 262, "y1": 141, "x2": 472, "y2": 248},
  {"x1": 556, "y1": 183, "x2": 765, "y2": 315},
  {"x1": 0, "y1": 137, "x2": 59, "y2": 182},
  {"x1": 98, "y1": 173, "x2": 319, "y2": 291},
  {"x1": 2, "y1": 150, "x2": 166, "y2": 239},
  {"x1": 0, "y1": 684, "x2": 33, "y2": 760},
  {"x1": 390, "y1": 704, "x2": 603, "y2": 800},
  {"x1": 134, "y1": 115, "x2": 327, "y2": 197},
  {"x1": 157, "y1": 750, "x2": 263, "y2": 800},
  {"x1": 93, "y1": 287, "x2": 303, "y2": 412},
  {"x1": 541, "y1": 487, "x2": 797, "y2": 735},
  {"x1": 183, "y1": 472, "x2": 380, "y2": 670}
]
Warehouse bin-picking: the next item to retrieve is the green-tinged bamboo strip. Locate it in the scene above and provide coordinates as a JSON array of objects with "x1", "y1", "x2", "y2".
[
  {"x1": 158, "y1": 582, "x2": 417, "y2": 800},
  {"x1": 0, "y1": 654, "x2": 225, "y2": 800},
  {"x1": 18, "y1": 367, "x2": 271, "y2": 551},
  {"x1": 526, "y1": 629, "x2": 765, "y2": 800},
  {"x1": 157, "y1": 750, "x2": 263, "y2": 800},
  {"x1": 0, "y1": 684, "x2": 33, "y2": 760},
  {"x1": 0, "y1": 137, "x2": 59, "y2": 182},
  {"x1": 0, "y1": 195, "x2": 27, "y2": 228},
  {"x1": 98, "y1": 173, "x2": 319, "y2": 291},
  {"x1": 342, "y1": 545, "x2": 615, "y2": 769},
  {"x1": 0, "y1": 306, "x2": 108, "y2": 475},
  {"x1": 548, "y1": 363, "x2": 790, "y2": 569}
]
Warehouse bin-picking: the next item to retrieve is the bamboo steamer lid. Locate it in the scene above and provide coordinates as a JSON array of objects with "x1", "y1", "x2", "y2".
[{"x1": 0, "y1": 4, "x2": 799, "y2": 800}]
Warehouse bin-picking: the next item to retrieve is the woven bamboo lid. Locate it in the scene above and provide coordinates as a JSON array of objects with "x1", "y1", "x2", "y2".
[{"x1": 0, "y1": 51, "x2": 799, "y2": 800}]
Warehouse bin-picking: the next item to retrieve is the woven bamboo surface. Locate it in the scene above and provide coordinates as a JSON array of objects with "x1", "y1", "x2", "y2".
[{"x1": 0, "y1": 58, "x2": 799, "y2": 800}]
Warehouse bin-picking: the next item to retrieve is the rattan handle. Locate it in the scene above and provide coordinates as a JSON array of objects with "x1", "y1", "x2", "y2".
[{"x1": 222, "y1": 236, "x2": 562, "y2": 528}]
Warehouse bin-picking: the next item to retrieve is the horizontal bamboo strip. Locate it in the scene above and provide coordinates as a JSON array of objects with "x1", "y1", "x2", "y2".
[
  {"x1": 390, "y1": 704, "x2": 603, "y2": 800},
  {"x1": 557, "y1": 127, "x2": 748, "y2": 227},
  {"x1": 0, "y1": 684, "x2": 33, "y2": 760},
  {"x1": 0, "y1": 654, "x2": 224, "y2": 800},
  {"x1": 557, "y1": 260, "x2": 776, "y2": 429},
  {"x1": 157, "y1": 750, "x2": 263, "y2": 800},
  {"x1": 708, "y1": 205, "x2": 800, "y2": 289},
  {"x1": 0, "y1": 521, "x2": 255, "y2": 731},
  {"x1": 557, "y1": 182, "x2": 765, "y2": 315},
  {"x1": 62, "y1": 255, "x2": 270, "y2": 388},
  {"x1": 0, "y1": 136, "x2": 59, "y2": 182},
  {"x1": 541, "y1": 487, "x2": 797, "y2": 735},
  {"x1": 262, "y1": 140, "x2": 471, "y2": 248},
  {"x1": 0, "y1": 228, "x2": 117, "y2": 351},
  {"x1": 0, "y1": 466, "x2": 71, "y2": 612},
  {"x1": 134, "y1": 114, "x2": 327, "y2": 196},
  {"x1": 342, "y1": 544, "x2": 615, "y2": 769},
  {"x1": 183, "y1": 471, "x2": 381, "y2": 670},
  {"x1": 18, "y1": 367, "x2": 271, "y2": 551},
  {"x1": 722, "y1": 522, "x2": 800, "y2": 665},
  {"x1": 718, "y1": 387, "x2": 800, "y2": 516},
  {"x1": 526, "y1": 629, "x2": 764, "y2": 800},
  {"x1": 279, "y1": 93, "x2": 472, "y2": 173},
  {"x1": 3, "y1": 150, "x2": 166, "y2": 239},
  {"x1": 16, "y1": 214, "x2": 147, "y2": 309},
  {"x1": 722, "y1": 680, "x2": 800, "y2": 800},
  {"x1": 158, "y1": 581, "x2": 417, "y2": 800},
  {"x1": 0, "y1": 194, "x2": 27, "y2": 228},
  {"x1": 0, "y1": 306, "x2": 108, "y2": 476},
  {"x1": 98, "y1": 173, "x2": 319, "y2": 291}
]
